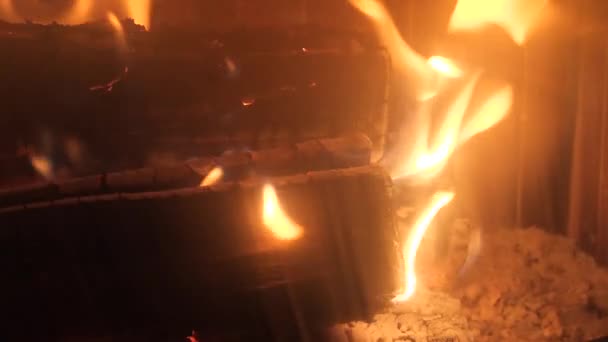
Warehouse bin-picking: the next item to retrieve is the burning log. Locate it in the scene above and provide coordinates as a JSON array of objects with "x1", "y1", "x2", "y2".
[
  {"x1": 0, "y1": 165, "x2": 401, "y2": 341},
  {"x1": 0, "y1": 133, "x2": 372, "y2": 206},
  {"x1": 0, "y1": 20, "x2": 389, "y2": 166}
]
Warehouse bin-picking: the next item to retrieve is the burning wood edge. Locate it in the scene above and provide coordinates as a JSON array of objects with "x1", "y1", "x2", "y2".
[
  {"x1": 0, "y1": 133, "x2": 372, "y2": 209},
  {"x1": 0, "y1": 165, "x2": 402, "y2": 340}
]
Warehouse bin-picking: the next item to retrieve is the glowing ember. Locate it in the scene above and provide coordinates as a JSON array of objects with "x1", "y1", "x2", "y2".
[
  {"x1": 393, "y1": 191, "x2": 455, "y2": 302},
  {"x1": 448, "y1": 0, "x2": 548, "y2": 45},
  {"x1": 262, "y1": 184, "x2": 303, "y2": 241},
  {"x1": 199, "y1": 167, "x2": 223, "y2": 187},
  {"x1": 125, "y1": 0, "x2": 152, "y2": 29}
]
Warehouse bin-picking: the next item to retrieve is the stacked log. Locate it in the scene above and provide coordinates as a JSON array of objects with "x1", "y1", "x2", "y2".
[
  {"x1": 0, "y1": 165, "x2": 401, "y2": 341},
  {"x1": 0, "y1": 20, "x2": 389, "y2": 172},
  {"x1": 0, "y1": 133, "x2": 372, "y2": 206}
]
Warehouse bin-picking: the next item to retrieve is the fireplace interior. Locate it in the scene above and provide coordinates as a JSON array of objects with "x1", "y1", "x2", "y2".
[{"x1": 2, "y1": 1, "x2": 608, "y2": 341}]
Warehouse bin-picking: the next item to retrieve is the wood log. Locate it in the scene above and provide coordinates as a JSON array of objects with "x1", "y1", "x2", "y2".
[
  {"x1": 0, "y1": 133, "x2": 372, "y2": 207},
  {"x1": 0, "y1": 20, "x2": 389, "y2": 169},
  {"x1": 0, "y1": 165, "x2": 401, "y2": 341}
]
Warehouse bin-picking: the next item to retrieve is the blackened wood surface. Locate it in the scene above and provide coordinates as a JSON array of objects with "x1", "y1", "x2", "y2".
[
  {"x1": 0, "y1": 20, "x2": 389, "y2": 174},
  {"x1": 0, "y1": 166, "x2": 400, "y2": 341}
]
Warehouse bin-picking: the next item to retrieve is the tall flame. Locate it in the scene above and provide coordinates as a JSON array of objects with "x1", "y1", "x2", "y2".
[
  {"x1": 448, "y1": 0, "x2": 548, "y2": 45},
  {"x1": 125, "y1": 0, "x2": 152, "y2": 29},
  {"x1": 262, "y1": 184, "x2": 303, "y2": 241},
  {"x1": 393, "y1": 191, "x2": 454, "y2": 302},
  {"x1": 349, "y1": 0, "x2": 526, "y2": 300}
]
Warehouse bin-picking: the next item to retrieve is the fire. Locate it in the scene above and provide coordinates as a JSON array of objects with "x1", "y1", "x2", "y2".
[
  {"x1": 349, "y1": 0, "x2": 530, "y2": 300},
  {"x1": 393, "y1": 191, "x2": 454, "y2": 302},
  {"x1": 107, "y1": 12, "x2": 128, "y2": 53},
  {"x1": 199, "y1": 167, "x2": 223, "y2": 187},
  {"x1": 0, "y1": 0, "x2": 16, "y2": 21},
  {"x1": 30, "y1": 154, "x2": 53, "y2": 181},
  {"x1": 125, "y1": 0, "x2": 152, "y2": 29},
  {"x1": 262, "y1": 184, "x2": 303, "y2": 241},
  {"x1": 62, "y1": 0, "x2": 93, "y2": 25},
  {"x1": 448, "y1": 0, "x2": 548, "y2": 45}
]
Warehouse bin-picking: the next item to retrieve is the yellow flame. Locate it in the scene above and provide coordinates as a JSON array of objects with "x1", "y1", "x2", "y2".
[
  {"x1": 199, "y1": 167, "x2": 223, "y2": 187},
  {"x1": 348, "y1": 0, "x2": 442, "y2": 100},
  {"x1": 459, "y1": 85, "x2": 513, "y2": 144},
  {"x1": 448, "y1": 0, "x2": 548, "y2": 45},
  {"x1": 125, "y1": 0, "x2": 151, "y2": 29},
  {"x1": 30, "y1": 154, "x2": 53, "y2": 180},
  {"x1": 262, "y1": 184, "x2": 303, "y2": 241},
  {"x1": 393, "y1": 191, "x2": 454, "y2": 302},
  {"x1": 427, "y1": 56, "x2": 463, "y2": 78}
]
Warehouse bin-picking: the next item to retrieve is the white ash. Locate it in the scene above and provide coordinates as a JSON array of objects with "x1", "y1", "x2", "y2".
[
  {"x1": 336, "y1": 214, "x2": 608, "y2": 341},
  {"x1": 331, "y1": 289, "x2": 470, "y2": 342}
]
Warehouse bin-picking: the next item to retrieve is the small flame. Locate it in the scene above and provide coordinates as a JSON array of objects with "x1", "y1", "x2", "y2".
[
  {"x1": 125, "y1": 0, "x2": 152, "y2": 29},
  {"x1": 62, "y1": 0, "x2": 93, "y2": 25},
  {"x1": 459, "y1": 85, "x2": 514, "y2": 144},
  {"x1": 427, "y1": 56, "x2": 463, "y2": 78},
  {"x1": 262, "y1": 184, "x2": 303, "y2": 241},
  {"x1": 107, "y1": 12, "x2": 127, "y2": 52},
  {"x1": 448, "y1": 0, "x2": 548, "y2": 45},
  {"x1": 393, "y1": 191, "x2": 455, "y2": 302},
  {"x1": 200, "y1": 167, "x2": 223, "y2": 187},
  {"x1": 30, "y1": 154, "x2": 53, "y2": 180}
]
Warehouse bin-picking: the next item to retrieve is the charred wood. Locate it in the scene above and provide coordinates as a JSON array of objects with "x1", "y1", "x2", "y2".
[{"x1": 0, "y1": 165, "x2": 400, "y2": 341}]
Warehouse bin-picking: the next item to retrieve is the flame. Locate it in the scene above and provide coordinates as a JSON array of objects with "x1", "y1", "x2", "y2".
[
  {"x1": 448, "y1": 0, "x2": 548, "y2": 45},
  {"x1": 393, "y1": 191, "x2": 455, "y2": 302},
  {"x1": 0, "y1": 0, "x2": 17, "y2": 21},
  {"x1": 459, "y1": 85, "x2": 514, "y2": 144},
  {"x1": 107, "y1": 12, "x2": 128, "y2": 53},
  {"x1": 30, "y1": 154, "x2": 53, "y2": 180},
  {"x1": 262, "y1": 184, "x2": 303, "y2": 241},
  {"x1": 427, "y1": 56, "x2": 463, "y2": 78},
  {"x1": 350, "y1": 0, "x2": 522, "y2": 301},
  {"x1": 348, "y1": 0, "x2": 442, "y2": 100},
  {"x1": 200, "y1": 167, "x2": 223, "y2": 187},
  {"x1": 61, "y1": 0, "x2": 93, "y2": 25},
  {"x1": 125, "y1": 0, "x2": 152, "y2": 29}
]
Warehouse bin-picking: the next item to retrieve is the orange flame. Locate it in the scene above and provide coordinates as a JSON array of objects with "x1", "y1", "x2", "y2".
[
  {"x1": 30, "y1": 154, "x2": 53, "y2": 180},
  {"x1": 448, "y1": 0, "x2": 548, "y2": 45},
  {"x1": 262, "y1": 184, "x2": 303, "y2": 241},
  {"x1": 0, "y1": 0, "x2": 17, "y2": 21},
  {"x1": 125, "y1": 0, "x2": 152, "y2": 29},
  {"x1": 348, "y1": 0, "x2": 443, "y2": 100},
  {"x1": 199, "y1": 167, "x2": 223, "y2": 187},
  {"x1": 61, "y1": 0, "x2": 93, "y2": 25},
  {"x1": 393, "y1": 191, "x2": 454, "y2": 302},
  {"x1": 350, "y1": 0, "x2": 522, "y2": 300},
  {"x1": 107, "y1": 11, "x2": 128, "y2": 53}
]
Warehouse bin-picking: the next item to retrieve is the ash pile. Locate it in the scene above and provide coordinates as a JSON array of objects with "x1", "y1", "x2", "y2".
[{"x1": 336, "y1": 213, "x2": 608, "y2": 342}]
